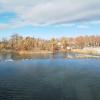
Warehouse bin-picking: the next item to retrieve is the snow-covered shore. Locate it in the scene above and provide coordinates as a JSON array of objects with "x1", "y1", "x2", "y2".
[{"x1": 72, "y1": 47, "x2": 100, "y2": 55}]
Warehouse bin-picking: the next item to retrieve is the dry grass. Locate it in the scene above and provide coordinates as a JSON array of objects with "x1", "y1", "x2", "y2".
[
  {"x1": 17, "y1": 50, "x2": 53, "y2": 55},
  {"x1": 71, "y1": 49, "x2": 98, "y2": 55}
]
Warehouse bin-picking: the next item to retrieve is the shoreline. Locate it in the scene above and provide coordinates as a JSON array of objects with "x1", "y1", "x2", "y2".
[
  {"x1": 0, "y1": 50, "x2": 53, "y2": 55},
  {"x1": 71, "y1": 49, "x2": 100, "y2": 55},
  {"x1": 18, "y1": 50, "x2": 53, "y2": 55},
  {"x1": 0, "y1": 49, "x2": 100, "y2": 59},
  {"x1": 1, "y1": 49, "x2": 100, "y2": 55}
]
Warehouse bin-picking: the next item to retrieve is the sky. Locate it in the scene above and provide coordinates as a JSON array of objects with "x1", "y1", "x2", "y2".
[{"x1": 0, "y1": 0, "x2": 100, "y2": 39}]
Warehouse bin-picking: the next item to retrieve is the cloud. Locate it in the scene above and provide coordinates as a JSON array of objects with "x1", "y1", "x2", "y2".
[
  {"x1": 0, "y1": 0, "x2": 100, "y2": 28},
  {"x1": 53, "y1": 23, "x2": 75, "y2": 27},
  {"x1": 77, "y1": 25, "x2": 89, "y2": 29},
  {"x1": 88, "y1": 20, "x2": 100, "y2": 24},
  {"x1": 0, "y1": 23, "x2": 9, "y2": 30}
]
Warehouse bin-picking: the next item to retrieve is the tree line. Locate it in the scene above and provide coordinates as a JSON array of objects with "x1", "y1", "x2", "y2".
[{"x1": 0, "y1": 34, "x2": 100, "y2": 52}]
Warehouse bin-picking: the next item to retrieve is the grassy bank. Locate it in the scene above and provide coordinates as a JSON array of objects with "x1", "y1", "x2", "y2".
[
  {"x1": 17, "y1": 50, "x2": 53, "y2": 55},
  {"x1": 71, "y1": 49, "x2": 100, "y2": 55},
  {"x1": 0, "y1": 49, "x2": 53, "y2": 55}
]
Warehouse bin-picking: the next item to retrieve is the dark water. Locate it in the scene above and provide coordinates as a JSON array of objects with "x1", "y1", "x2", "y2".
[{"x1": 0, "y1": 53, "x2": 100, "y2": 100}]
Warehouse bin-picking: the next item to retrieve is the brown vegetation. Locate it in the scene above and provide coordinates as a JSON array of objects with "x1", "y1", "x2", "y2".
[{"x1": 0, "y1": 34, "x2": 100, "y2": 54}]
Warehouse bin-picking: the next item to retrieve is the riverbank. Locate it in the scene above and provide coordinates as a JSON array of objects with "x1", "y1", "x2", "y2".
[
  {"x1": 0, "y1": 49, "x2": 53, "y2": 55},
  {"x1": 0, "y1": 48, "x2": 100, "y2": 59},
  {"x1": 17, "y1": 50, "x2": 53, "y2": 55},
  {"x1": 73, "y1": 54, "x2": 100, "y2": 59},
  {"x1": 71, "y1": 48, "x2": 100, "y2": 55}
]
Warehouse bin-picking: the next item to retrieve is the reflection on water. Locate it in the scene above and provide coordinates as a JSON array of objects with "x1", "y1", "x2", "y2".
[
  {"x1": 0, "y1": 52, "x2": 51, "y2": 60},
  {"x1": 0, "y1": 52, "x2": 100, "y2": 62},
  {"x1": 0, "y1": 59, "x2": 100, "y2": 100},
  {"x1": 0, "y1": 52, "x2": 76, "y2": 61}
]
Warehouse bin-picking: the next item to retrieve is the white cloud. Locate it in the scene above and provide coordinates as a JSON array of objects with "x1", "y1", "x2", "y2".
[
  {"x1": 0, "y1": 0, "x2": 100, "y2": 28},
  {"x1": 77, "y1": 25, "x2": 89, "y2": 29},
  {"x1": 0, "y1": 23, "x2": 9, "y2": 30},
  {"x1": 54, "y1": 23, "x2": 75, "y2": 27},
  {"x1": 89, "y1": 20, "x2": 100, "y2": 24}
]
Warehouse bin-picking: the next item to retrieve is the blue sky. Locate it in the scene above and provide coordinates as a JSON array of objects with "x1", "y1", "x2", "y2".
[{"x1": 0, "y1": 0, "x2": 100, "y2": 39}]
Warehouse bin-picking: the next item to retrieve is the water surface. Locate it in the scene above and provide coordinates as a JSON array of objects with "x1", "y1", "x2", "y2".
[{"x1": 0, "y1": 53, "x2": 100, "y2": 100}]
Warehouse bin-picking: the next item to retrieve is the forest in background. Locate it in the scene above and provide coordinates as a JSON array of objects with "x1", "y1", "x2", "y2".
[{"x1": 0, "y1": 34, "x2": 100, "y2": 53}]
